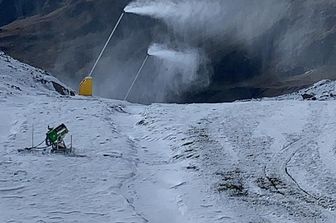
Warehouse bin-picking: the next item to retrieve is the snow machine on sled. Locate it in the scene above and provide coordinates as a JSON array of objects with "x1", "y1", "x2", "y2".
[{"x1": 46, "y1": 124, "x2": 71, "y2": 153}]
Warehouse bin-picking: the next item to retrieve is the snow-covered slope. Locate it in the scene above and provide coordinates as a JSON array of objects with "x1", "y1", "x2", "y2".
[
  {"x1": 277, "y1": 80, "x2": 336, "y2": 101},
  {"x1": 1, "y1": 53, "x2": 336, "y2": 223},
  {"x1": 0, "y1": 51, "x2": 74, "y2": 97}
]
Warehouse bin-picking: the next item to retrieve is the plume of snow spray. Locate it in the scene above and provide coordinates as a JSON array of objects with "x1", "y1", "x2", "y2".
[
  {"x1": 125, "y1": 0, "x2": 332, "y2": 75},
  {"x1": 148, "y1": 44, "x2": 199, "y2": 66},
  {"x1": 124, "y1": 0, "x2": 177, "y2": 17},
  {"x1": 124, "y1": 0, "x2": 288, "y2": 42},
  {"x1": 147, "y1": 43, "x2": 210, "y2": 94}
]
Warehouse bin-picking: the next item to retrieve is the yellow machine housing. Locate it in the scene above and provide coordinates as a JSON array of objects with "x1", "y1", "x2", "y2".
[{"x1": 79, "y1": 76, "x2": 93, "y2": 96}]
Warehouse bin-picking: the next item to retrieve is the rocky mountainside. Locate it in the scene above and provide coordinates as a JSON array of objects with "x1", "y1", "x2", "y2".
[{"x1": 0, "y1": 0, "x2": 335, "y2": 103}]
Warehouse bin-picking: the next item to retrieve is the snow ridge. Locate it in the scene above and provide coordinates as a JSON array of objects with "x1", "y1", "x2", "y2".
[
  {"x1": 276, "y1": 80, "x2": 336, "y2": 101},
  {"x1": 0, "y1": 51, "x2": 74, "y2": 97}
]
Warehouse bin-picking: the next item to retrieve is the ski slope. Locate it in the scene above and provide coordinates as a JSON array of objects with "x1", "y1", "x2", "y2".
[{"x1": 1, "y1": 52, "x2": 336, "y2": 222}]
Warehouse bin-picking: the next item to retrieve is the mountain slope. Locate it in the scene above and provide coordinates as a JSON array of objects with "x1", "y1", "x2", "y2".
[
  {"x1": 0, "y1": 51, "x2": 74, "y2": 96},
  {"x1": 0, "y1": 0, "x2": 335, "y2": 103},
  {"x1": 1, "y1": 53, "x2": 336, "y2": 222}
]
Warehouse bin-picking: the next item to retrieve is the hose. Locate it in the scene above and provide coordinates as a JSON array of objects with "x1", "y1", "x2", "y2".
[{"x1": 19, "y1": 138, "x2": 49, "y2": 152}]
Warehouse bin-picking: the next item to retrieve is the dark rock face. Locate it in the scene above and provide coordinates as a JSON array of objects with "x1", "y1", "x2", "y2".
[
  {"x1": 302, "y1": 94, "x2": 316, "y2": 101},
  {"x1": 51, "y1": 81, "x2": 75, "y2": 96},
  {"x1": 0, "y1": 0, "x2": 335, "y2": 103}
]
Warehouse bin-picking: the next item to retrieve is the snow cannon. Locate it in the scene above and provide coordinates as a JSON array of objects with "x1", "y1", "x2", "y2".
[
  {"x1": 46, "y1": 124, "x2": 68, "y2": 145},
  {"x1": 18, "y1": 124, "x2": 73, "y2": 155},
  {"x1": 79, "y1": 76, "x2": 93, "y2": 96},
  {"x1": 46, "y1": 124, "x2": 70, "y2": 153}
]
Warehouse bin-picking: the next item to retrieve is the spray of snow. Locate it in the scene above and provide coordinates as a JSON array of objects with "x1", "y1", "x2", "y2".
[
  {"x1": 124, "y1": 0, "x2": 178, "y2": 18},
  {"x1": 124, "y1": 0, "x2": 288, "y2": 42},
  {"x1": 147, "y1": 43, "x2": 210, "y2": 96},
  {"x1": 148, "y1": 44, "x2": 199, "y2": 70}
]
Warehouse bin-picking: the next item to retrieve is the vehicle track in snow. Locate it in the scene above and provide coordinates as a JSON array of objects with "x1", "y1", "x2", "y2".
[
  {"x1": 103, "y1": 101, "x2": 150, "y2": 223},
  {"x1": 112, "y1": 104, "x2": 193, "y2": 223},
  {"x1": 176, "y1": 101, "x2": 336, "y2": 222},
  {"x1": 263, "y1": 102, "x2": 336, "y2": 218}
]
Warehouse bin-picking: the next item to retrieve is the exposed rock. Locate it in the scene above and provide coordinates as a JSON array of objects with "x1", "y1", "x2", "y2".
[
  {"x1": 302, "y1": 93, "x2": 316, "y2": 100},
  {"x1": 51, "y1": 81, "x2": 75, "y2": 96}
]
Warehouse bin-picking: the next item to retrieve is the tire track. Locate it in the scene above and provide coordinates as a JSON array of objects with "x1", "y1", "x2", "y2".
[
  {"x1": 264, "y1": 103, "x2": 336, "y2": 212},
  {"x1": 103, "y1": 102, "x2": 149, "y2": 223}
]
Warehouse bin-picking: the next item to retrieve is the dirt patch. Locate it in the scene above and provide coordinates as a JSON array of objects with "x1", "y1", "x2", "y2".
[{"x1": 216, "y1": 169, "x2": 247, "y2": 196}]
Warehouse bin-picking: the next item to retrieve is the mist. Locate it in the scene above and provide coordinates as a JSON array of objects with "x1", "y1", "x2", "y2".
[{"x1": 147, "y1": 44, "x2": 210, "y2": 98}]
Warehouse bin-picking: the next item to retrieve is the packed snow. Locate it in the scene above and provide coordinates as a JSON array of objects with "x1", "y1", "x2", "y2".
[{"x1": 1, "y1": 52, "x2": 336, "y2": 222}]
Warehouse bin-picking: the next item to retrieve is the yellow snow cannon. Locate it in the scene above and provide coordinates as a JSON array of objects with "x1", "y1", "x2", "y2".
[{"x1": 79, "y1": 76, "x2": 93, "y2": 96}]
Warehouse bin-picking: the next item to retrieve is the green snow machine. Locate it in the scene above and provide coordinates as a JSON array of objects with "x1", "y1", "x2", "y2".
[{"x1": 46, "y1": 124, "x2": 70, "y2": 153}]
